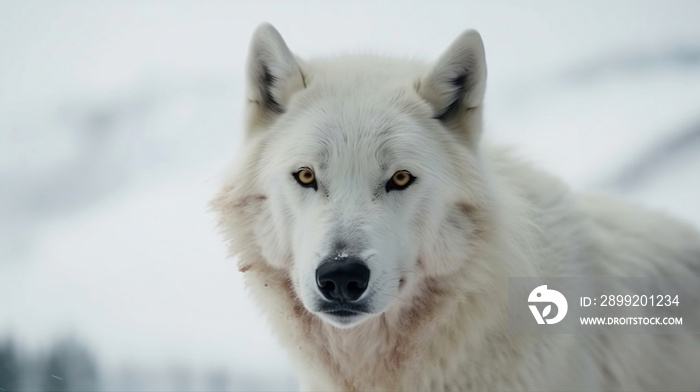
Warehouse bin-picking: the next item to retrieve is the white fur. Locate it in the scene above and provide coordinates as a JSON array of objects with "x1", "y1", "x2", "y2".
[{"x1": 213, "y1": 23, "x2": 700, "y2": 391}]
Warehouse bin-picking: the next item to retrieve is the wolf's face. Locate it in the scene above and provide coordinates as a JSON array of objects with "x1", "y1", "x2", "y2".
[
  {"x1": 260, "y1": 95, "x2": 462, "y2": 328},
  {"x1": 227, "y1": 25, "x2": 487, "y2": 328}
]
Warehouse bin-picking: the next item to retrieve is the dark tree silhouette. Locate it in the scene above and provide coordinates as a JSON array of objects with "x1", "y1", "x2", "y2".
[
  {"x1": 0, "y1": 339, "x2": 19, "y2": 391},
  {"x1": 42, "y1": 337, "x2": 98, "y2": 392}
]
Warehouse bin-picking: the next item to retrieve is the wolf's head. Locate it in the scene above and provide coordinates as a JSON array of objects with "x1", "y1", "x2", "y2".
[{"x1": 216, "y1": 24, "x2": 490, "y2": 328}]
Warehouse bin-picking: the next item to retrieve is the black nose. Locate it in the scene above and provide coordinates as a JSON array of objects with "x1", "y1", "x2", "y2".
[{"x1": 316, "y1": 258, "x2": 370, "y2": 302}]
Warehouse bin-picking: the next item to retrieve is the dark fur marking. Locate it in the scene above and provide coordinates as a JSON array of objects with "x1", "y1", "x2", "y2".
[
  {"x1": 260, "y1": 64, "x2": 284, "y2": 114},
  {"x1": 434, "y1": 73, "x2": 469, "y2": 121},
  {"x1": 300, "y1": 70, "x2": 307, "y2": 88},
  {"x1": 457, "y1": 202, "x2": 488, "y2": 240},
  {"x1": 457, "y1": 202, "x2": 477, "y2": 217},
  {"x1": 332, "y1": 239, "x2": 347, "y2": 254}
]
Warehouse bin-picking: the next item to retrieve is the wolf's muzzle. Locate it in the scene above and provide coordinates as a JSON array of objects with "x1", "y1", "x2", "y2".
[{"x1": 316, "y1": 257, "x2": 370, "y2": 302}]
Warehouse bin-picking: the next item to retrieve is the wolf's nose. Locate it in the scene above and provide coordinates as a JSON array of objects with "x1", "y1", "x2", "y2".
[{"x1": 316, "y1": 258, "x2": 370, "y2": 302}]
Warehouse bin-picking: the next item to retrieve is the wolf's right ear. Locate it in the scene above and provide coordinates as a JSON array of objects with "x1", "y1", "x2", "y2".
[
  {"x1": 246, "y1": 23, "x2": 305, "y2": 127},
  {"x1": 417, "y1": 30, "x2": 487, "y2": 146}
]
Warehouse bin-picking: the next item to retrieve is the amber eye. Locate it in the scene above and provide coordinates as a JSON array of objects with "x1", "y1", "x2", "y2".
[
  {"x1": 293, "y1": 168, "x2": 317, "y2": 190},
  {"x1": 386, "y1": 170, "x2": 415, "y2": 192}
]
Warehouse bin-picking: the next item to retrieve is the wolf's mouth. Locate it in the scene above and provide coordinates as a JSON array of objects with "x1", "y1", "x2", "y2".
[
  {"x1": 317, "y1": 302, "x2": 370, "y2": 316},
  {"x1": 315, "y1": 303, "x2": 372, "y2": 327},
  {"x1": 325, "y1": 309, "x2": 362, "y2": 317}
]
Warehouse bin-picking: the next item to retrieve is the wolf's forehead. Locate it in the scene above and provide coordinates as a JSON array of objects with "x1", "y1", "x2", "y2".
[
  {"x1": 310, "y1": 114, "x2": 410, "y2": 172},
  {"x1": 302, "y1": 91, "x2": 425, "y2": 161}
]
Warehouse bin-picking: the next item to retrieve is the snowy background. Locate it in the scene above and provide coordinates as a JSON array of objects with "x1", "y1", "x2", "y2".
[{"x1": 1, "y1": 1, "x2": 699, "y2": 390}]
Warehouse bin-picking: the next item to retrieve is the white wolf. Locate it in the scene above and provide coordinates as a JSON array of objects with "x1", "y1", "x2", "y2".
[{"x1": 213, "y1": 24, "x2": 700, "y2": 391}]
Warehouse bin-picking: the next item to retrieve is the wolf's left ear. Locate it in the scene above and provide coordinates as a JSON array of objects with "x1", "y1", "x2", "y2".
[
  {"x1": 417, "y1": 30, "x2": 487, "y2": 145},
  {"x1": 246, "y1": 23, "x2": 306, "y2": 127}
]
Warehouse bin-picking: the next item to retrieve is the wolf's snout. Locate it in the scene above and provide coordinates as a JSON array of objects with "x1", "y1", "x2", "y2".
[{"x1": 316, "y1": 258, "x2": 370, "y2": 302}]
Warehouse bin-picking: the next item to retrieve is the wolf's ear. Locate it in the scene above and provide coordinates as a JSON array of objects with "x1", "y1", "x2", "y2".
[
  {"x1": 417, "y1": 30, "x2": 487, "y2": 145},
  {"x1": 246, "y1": 23, "x2": 305, "y2": 126}
]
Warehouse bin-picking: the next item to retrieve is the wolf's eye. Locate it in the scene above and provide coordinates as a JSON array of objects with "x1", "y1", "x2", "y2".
[
  {"x1": 386, "y1": 170, "x2": 416, "y2": 192},
  {"x1": 293, "y1": 168, "x2": 317, "y2": 190}
]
